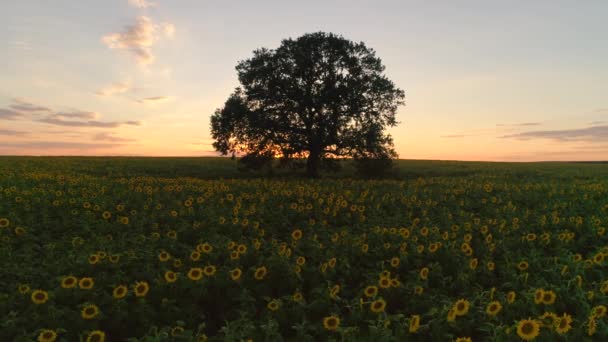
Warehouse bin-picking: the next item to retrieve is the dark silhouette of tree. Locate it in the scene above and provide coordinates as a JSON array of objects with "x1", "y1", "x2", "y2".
[{"x1": 211, "y1": 32, "x2": 405, "y2": 177}]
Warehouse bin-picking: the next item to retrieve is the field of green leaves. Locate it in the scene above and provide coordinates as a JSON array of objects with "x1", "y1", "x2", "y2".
[{"x1": 1, "y1": 157, "x2": 607, "y2": 341}]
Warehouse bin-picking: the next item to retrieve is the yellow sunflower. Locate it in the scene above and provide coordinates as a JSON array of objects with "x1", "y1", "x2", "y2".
[
  {"x1": 158, "y1": 251, "x2": 171, "y2": 262},
  {"x1": 379, "y1": 277, "x2": 391, "y2": 289},
  {"x1": 134, "y1": 281, "x2": 149, "y2": 297},
  {"x1": 187, "y1": 267, "x2": 203, "y2": 281},
  {"x1": 113, "y1": 285, "x2": 128, "y2": 299},
  {"x1": 555, "y1": 313, "x2": 572, "y2": 334},
  {"x1": 419, "y1": 267, "x2": 429, "y2": 280},
  {"x1": 409, "y1": 315, "x2": 420, "y2": 333},
  {"x1": 518, "y1": 261, "x2": 529, "y2": 271},
  {"x1": 453, "y1": 299, "x2": 470, "y2": 316},
  {"x1": 79, "y1": 277, "x2": 94, "y2": 290},
  {"x1": 86, "y1": 330, "x2": 105, "y2": 342},
  {"x1": 164, "y1": 270, "x2": 177, "y2": 283},
  {"x1": 364, "y1": 285, "x2": 378, "y2": 298},
  {"x1": 31, "y1": 290, "x2": 49, "y2": 304},
  {"x1": 37, "y1": 329, "x2": 57, "y2": 342},
  {"x1": 81, "y1": 304, "x2": 99, "y2": 319},
  {"x1": 61, "y1": 276, "x2": 78, "y2": 289},
  {"x1": 203, "y1": 265, "x2": 217, "y2": 276},
  {"x1": 18, "y1": 284, "x2": 30, "y2": 294},
  {"x1": 230, "y1": 268, "x2": 242, "y2": 281},
  {"x1": 516, "y1": 318, "x2": 540, "y2": 341},
  {"x1": 507, "y1": 291, "x2": 516, "y2": 304},
  {"x1": 323, "y1": 315, "x2": 340, "y2": 331},
  {"x1": 454, "y1": 338, "x2": 472, "y2": 342},
  {"x1": 486, "y1": 301, "x2": 502, "y2": 316},
  {"x1": 534, "y1": 288, "x2": 544, "y2": 304},
  {"x1": 541, "y1": 290, "x2": 556, "y2": 305},
  {"x1": 267, "y1": 299, "x2": 280, "y2": 311},
  {"x1": 171, "y1": 326, "x2": 185, "y2": 336},
  {"x1": 254, "y1": 266, "x2": 267, "y2": 280},
  {"x1": 291, "y1": 229, "x2": 303, "y2": 240},
  {"x1": 370, "y1": 298, "x2": 387, "y2": 313},
  {"x1": 591, "y1": 305, "x2": 607, "y2": 318}
]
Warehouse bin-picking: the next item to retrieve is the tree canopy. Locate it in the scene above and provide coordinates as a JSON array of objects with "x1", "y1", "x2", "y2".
[{"x1": 211, "y1": 32, "x2": 405, "y2": 177}]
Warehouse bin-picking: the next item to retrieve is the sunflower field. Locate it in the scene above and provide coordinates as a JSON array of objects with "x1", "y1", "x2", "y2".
[{"x1": 1, "y1": 157, "x2": 607, "y2": 341}]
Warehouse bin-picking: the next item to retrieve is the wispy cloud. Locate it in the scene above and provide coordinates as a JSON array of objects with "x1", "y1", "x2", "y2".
[
  {"x1": 96, "y1": 80, "x2": 132, "y2": 96},
  {"x1": 55, "y1": 111, "x2": 99, "y2": 120},
  {"x1": 0, "y1": 108, "x2": 23, "y2": 120},
  {"x1": 128, "y1": 0, "x2": 156, "y2": 8},
  {"x1": 1, "y1": 98, "x2": 53, "y2": 120},
  {"x1": 590, "y1": 121, "x2": 606, "y2": 126},
  {"x1": 39, "y1": 114, "x2": 141, "y2": 128},
  {"x1": 161, "y1": 23, "x2": 175, "y2": 38},
  {"x1": 102, "y1": 16, "x2": 174, "y2": 66},
  {"x1": 440, "y1": 134, "x2": 472, "y2": 138},
  {"x1": 496, "y1": 122, "x2": 542, "y2": 127},
  {"x1": 137, "y1": 96, "x2": 172, "y2": 104},
  {"x1": 0, "y1": 128, "x2": 27, "y2": 136},
  {"x1": 0, "y1": 141, "x2": 126, "y2": 150},
  {"x1": 93, "y1": 132, "x2": 137, "y2": 142},
  {"x1": 594, "y1": 108, "x2": 608, "y2": 113},
  {"x1": 501, "y1": 125, "x2": 608, "y2": 142},
  {"x1": 10, "y1": 98, "x2": 52, "y2": 112}
]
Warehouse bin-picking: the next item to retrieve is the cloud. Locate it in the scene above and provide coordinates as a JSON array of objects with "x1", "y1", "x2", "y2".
[
  {"x1": 137, "y1": 96, "x2": 172, "y2": 104},
  {"x1": 594, "y1": 108, "x2": 608, "y2": 113},
  {"x1": 39, "y1": 114, "x2": 141, "y2": 128},
  {"x1": 96, "y1": 80, "x2": 132, "y2": 96},
  {"x1": 0, "y1": 141, "x2": 125, "y2": 150},
  {"x1": 440, "y1": 134, "x2": 471, "y2": 138},
  {"x1": 0, "y1": 108, "x2": 23, "y2": 120},
  {"x1": 1, "y1": 98, "x2": 51, "y2": 120},
  {"x1": 128, "y1": 0, "x2": 155, "y2": 8},
  {"x1": 10, "y1": 98, "x2": 52, "y2": 112},
  {"x1": 590, "y1": 121, "x2": 606, "y2": 126},
  {"x1": 501, "y1": 125, "x2": 608, "y2": 142},
  {"x1": 0, "y1": 128, "x2": 27, "y2": 136},
  {"x1": 93, "y1": 132, "x2": 137, "y2": 142},
  {"x1": 497, "y1": 122, "x2": 542, "y2": 127},
  {"x1": 102, "y1": 16, "x2": 174, "y2": 66},
  {"x1": 55, "y1": 111, "x2": 99, "y2": 120},
  {"x1": 161, "y1": 22, "x2": 175, "y2": 38}
]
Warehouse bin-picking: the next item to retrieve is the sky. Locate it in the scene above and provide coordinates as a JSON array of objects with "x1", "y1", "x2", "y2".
[{"x1": 1, "y1": 0, "x2": 607, "y2": 161}]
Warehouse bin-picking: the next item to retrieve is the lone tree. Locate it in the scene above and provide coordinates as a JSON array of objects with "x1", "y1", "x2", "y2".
[{"x1": 211, "y1": 32, "x2": 405, "y2": 177}]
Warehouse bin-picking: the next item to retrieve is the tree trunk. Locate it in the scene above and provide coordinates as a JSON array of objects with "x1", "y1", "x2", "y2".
[{"x1": 306, "y1": 148, "x2": 321, "y2": 178}]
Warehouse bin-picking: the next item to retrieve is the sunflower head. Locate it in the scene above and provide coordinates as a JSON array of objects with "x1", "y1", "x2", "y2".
[
  {"x1": 134, "y1": 281, "x2": 149, "y2": 297},
  {"x1": 230, "y1": 268, "x2": 242, "y2": 281},
  {"x1": 370, "y1": 298, "x2": 387, "y2": 313},
  {"x1": 31, "y1": 290, "x2": 49, "y2": 304},
  {"x1": 79, "y1": 277, "x2": 94, "y2": 290},
  {"x1": 203, "y1": 265, "x2": 216, "y2": 276},
  {"x1": 364, "y1": 285, "x2": 378, "y2": 298},
  {"x1": 486, "y1": 301, "x2": 502, "y2": 316},
  {"x1": 516, "y1": 318, "x2": 540, "y2": 341},
  {"x1": 254, "y1": 266, "x2": 267, "y2": 280},
  {"x1": 86, "y1": 330, "x2": 105, "y2": 342},
  {"x1": 113, "y1": 285, "x2": 128, "y2": 299},
  {"x1": 541, "y1": 290, "x2": 556, "y2": 304},
  {"x1": 453, "y1": 299, "x2": 470, "y2": 316},
  {"x1": 81, "y1": 304, "x2": 99, "y2": 319},
  {"x1": 323, "y1": 315, "x2": 340, "y2": 331},
  {"x1": 534, "y1": 288, "x2": 545, "y2": 304},
  {"x1": 38, "y1": 329, "x2": 57, "y2": 342},
  {"x1": 61, "y1": 276, "x2": 78, "y2": 289}
]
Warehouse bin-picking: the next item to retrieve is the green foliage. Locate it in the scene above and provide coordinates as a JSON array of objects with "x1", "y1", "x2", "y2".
[{"x1": 0, "y1": 157, "x2": 607, "y2": 341}]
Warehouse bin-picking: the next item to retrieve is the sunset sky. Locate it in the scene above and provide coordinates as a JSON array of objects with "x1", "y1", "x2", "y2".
[{"x1": 1, "y1": 0, "x2": 607, "y2": 161}]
